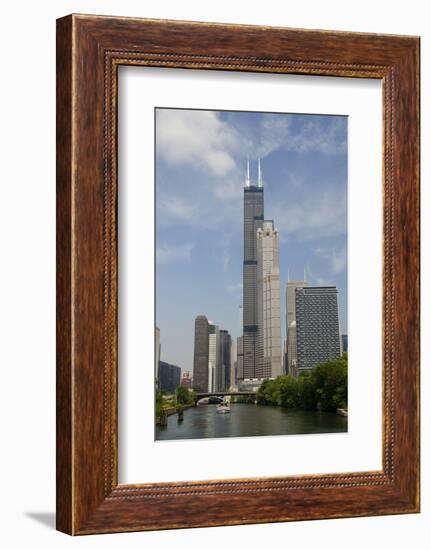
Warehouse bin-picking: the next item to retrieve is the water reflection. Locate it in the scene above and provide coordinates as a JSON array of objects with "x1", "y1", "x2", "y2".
[{"x1": 156, "y1": 403, "x2": 347, "y2": 441}]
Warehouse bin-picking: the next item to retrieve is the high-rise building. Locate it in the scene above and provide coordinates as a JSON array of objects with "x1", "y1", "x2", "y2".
[
  {"x1": 236, "y1": 336, "x2": 244, "y2": 381},
  {"x1": 158, "y1": 361, "x2": 181, "y2": 393},
  {"x1": 217, "y1": 329, "x2": 232, "y2": 391},
  {"x1": 155, "y1": 326, "x2": 161, "y2": 381},
  {"x1": 256, "y1": 220, "x2": 282, "y2": 378},
  {"x1": 341, "y1": 334, "x2": 348, "y2": 354},
  {"x1": 180, "y1": 371, "x2": 193, "y2": 389},
  {"x1": 193, "y1": 315, "x2": 214, "y2": 393},
  {"x1": 230, "y1": 339, "x2": 237, "y2": 390},
  {"x1": 286, "y1": 280, "x2": 308, "y2": 376},
  {"x1": 295, "y1": 286, "x2": 341, "y2": 372},
  {"x1": 242, "y1": 160, "x2": 264, "y2": 380},
  {"x1": 208, "y1": 326, "x2": 219, "y2": 392}
]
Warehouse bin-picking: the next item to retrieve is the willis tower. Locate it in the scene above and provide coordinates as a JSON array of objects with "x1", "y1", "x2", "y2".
[{"x1": 242, "y1": 159, "x2": 264, "y2": 379}]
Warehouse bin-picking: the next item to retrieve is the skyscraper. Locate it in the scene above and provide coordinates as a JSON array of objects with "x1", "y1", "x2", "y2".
[
  {"x1": 193, "y1": 316, "x2": 231, "y2": 392},
  {"x1": 242, "y1": 160, "x2": 264, "y2": 380},
  {"x1": 256, "y1": 220, "x2": 282, "y2": 378},
  {"x1": 230, "y1": 338, "x2": 237, "y2": 390},
  {"x1": 207, "y1": 326, "x2": 219, "y2": 392},
  {"x1": 180, "y1": 371, "x2": 193, "y2": 389},
  {"x1": 158, "y1": 361, "x2": 181, "y2": 393},
  {"x1": 193, "y1": 315, "x2": 214, "y2": 392},
  {"x1": 236, "y1": 336, "x2": 244, "y2": 380},
  {"x1": 286, "y1": 280, "x2": 308, "y2": 376},
  {"x1": 217, "y1": 329, "x2": 232, "y2": 391},
  {"x1": 341, "y1": 334, "x2": 348, "y2": 354},
  {"x1": 295, "y1": 286, "x2": 342, "y2": 372}
]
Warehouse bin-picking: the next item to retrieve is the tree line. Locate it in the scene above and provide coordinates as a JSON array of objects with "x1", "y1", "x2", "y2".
[
  {"x1": 155, "y1": 384, "x2": 197, "y2": 417},
  {"x1": 256, "y1": 355, "x2": 347, "y2": 412}
]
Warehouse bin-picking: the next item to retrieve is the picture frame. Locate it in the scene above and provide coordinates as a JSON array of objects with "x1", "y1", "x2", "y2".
[{"x1": 56, "y1": 14, "x2": 420, "y2": 535}]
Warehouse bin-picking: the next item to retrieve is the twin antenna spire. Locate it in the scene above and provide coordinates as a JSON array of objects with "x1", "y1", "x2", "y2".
[{"x1": 245, "y1": 159, "x2": 263, "y2": 188}]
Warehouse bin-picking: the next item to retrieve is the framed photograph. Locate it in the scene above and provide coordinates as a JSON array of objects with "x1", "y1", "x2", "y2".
[{"x1": 56, "y1": 14, "x2": 420, "y2": 534}]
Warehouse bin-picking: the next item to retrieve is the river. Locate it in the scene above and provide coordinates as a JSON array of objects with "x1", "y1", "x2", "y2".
[{"x1": 155, "y1": 403, "x2": 347, "y2": 441}]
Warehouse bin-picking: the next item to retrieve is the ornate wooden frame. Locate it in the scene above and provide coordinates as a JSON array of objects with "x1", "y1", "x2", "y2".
[{"x1": 56, "y1": 14, "x2": 420, "y2": 535}]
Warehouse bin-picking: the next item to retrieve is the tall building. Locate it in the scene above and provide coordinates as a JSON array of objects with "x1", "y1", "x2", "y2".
[
  {"x1": 341, "y1": 334, "x2": 348, "y2": 354},
  {"x1": 230, "y1": 339, "x2": 237, "y2": 390},
  {"x1": 217, "y1": 329, "x2": 232, "y2": 391},
  {"x1": 155, "y1": 326, "x2": 161, "y2": 381},
  {"x1": 193, "y1": 315, "x2": 214, "y2": 393},
  {"x1": 158, "y1": 361, "x2": 181, "y2": 393},
  {"x1": 236, "y1": 336, "x2": 244, "y2": 380},
  {"x1": 207, "y1": 326, "x2": 219, "y2": 392},
  {"x1": 286, "y1": 280, "x2": 308, "y2": 376},
  {"x1": 256, "y1": 220, "x2": 282, "y2": 378},
  {"x1": 242, "y1": 160, "x2": 264, "y2": 380},
  {"x1": 193, "y1": 315, "x2": 232, "y2": 392},
  {"x1": 180, "y1": 371, "x2": 193, "y2": 389},
  {"x1": 283, "y1": 340, "x2": 288, "y2": 375},
  {"x1": 295, "y1": 286, "x2": 341, "y2": 372}
]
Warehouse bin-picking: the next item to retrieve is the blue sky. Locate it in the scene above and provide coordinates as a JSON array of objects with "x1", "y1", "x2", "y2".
[{"x1": 155, "y1": 108, "x2": 348, "y2": 371}]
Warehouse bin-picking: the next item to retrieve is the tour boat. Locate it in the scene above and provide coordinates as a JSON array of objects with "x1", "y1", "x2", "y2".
[{"x1": 216, "y1": 404, "x2": 230, "y2": 414}]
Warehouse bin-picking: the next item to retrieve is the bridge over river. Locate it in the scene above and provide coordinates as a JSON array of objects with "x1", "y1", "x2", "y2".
[{"x1": 194, "y1": 391, "x2": 256, "y2": 405}]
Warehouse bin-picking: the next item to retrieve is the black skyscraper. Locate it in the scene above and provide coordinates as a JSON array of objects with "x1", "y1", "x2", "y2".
[
  {"x1": 192, "y1": 315, "x2": 215, "y2": 392},
  {"x1": 242, "y1": 160, "x2": 264, "y2": 380},
  {"x1": 295, "y1": 286, "x2": 341, "y2": 371},
  {"x1": 158, "y1": 361, "x2": 181, "y2": 393},
  {"x1": 217, "y1": 329, "x2": 232, "y2": 391}
]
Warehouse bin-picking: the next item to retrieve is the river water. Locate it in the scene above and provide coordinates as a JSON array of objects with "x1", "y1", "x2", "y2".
[{"x1": 155, "y1": 403, "x2": 347, "y2": 441}]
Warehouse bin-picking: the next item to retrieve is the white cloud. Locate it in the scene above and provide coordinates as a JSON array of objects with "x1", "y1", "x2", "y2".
[
  {"x1": 314, "y1": 246, "x2": 347, "y2": 274},
  {"x1": 332, "y1": 249, "x2": 347, "y2": 273},
  {"x1": 222, "y1": 248, "x2": 230, "y2": 273},
  {"x1": 287, "y1": 118, "x2": 347, "y2": 155},
  {"x1": 157, "y1": 189, "x2": 242, "y2": 231},
  {"x1": 156, "y1": 111, "x2": 346, "y2": 183},
  {"x1": 156, "y1": 109, "x2": 240, "y2": 176},
  {"x1": 244, "y1": 115, "x2": 346, "y2": 159},
  {"x1": 287, "y1": 172, "x2": 304, "y2": 189},
  {"x1": 156, "y1": 242, "x2": 194, "y2": 265},
  {"x1": 305, "y1": 265, "x2": 335, "y2": 287},
  {"x1": 274, "y1": 187, "x2": 347, "y2": 242},
  {"x1": 158, "y1": 195, "x2": 196, "y2": 223},
  {"x1": 250, "y1": 115, "x2": 291, "y2": 158},
  {"x1": 212, "y1": 173, "x2": 243, "y2": 201},
  {"x1": 156, "y1": 110, "x2": 347, "y2": 235},
  {"x1": 226, "y1": 282, "x2": 243, "y2": 294},
  {"x1": 217, "y1": 233, "x2": 236, "y2": 273}
]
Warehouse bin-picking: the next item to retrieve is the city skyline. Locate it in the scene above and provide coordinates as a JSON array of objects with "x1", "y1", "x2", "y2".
[{"x1": 156, "y1": 108, "x2": 348, "y2": 372}]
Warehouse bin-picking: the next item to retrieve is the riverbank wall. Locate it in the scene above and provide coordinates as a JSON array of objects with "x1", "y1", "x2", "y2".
[{"x1": 155, "y1": 403, "x2": 194, "y2": 425}]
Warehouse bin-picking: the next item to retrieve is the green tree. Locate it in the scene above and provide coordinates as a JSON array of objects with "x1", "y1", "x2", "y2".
[
  {"x1": 175, "y1": 385, "x2": 196, "y2": 406},
  {"x1": 311, "y1": 355, "x2": 348, "y2": 412},
  {"x1": 257, "y1": 378, "x2": 279, "y2": 405},
  {"x1": 256, "y1": 355, "x2": 348, "y2": 413},
  {"x1": 297, "y1": 372, "x2": 316, "y2": 410},
  {"x1": 278, "y1": 375, "x2": 300, "y2": 408}
]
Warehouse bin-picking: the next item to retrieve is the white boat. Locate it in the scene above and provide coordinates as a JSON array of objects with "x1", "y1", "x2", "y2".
[
  {"x1": 216, "y1": 396, "x2": 231, "y2": 414},
  {"x1": 216, "y1": 404, "x2": 230, "y2": 414}
]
